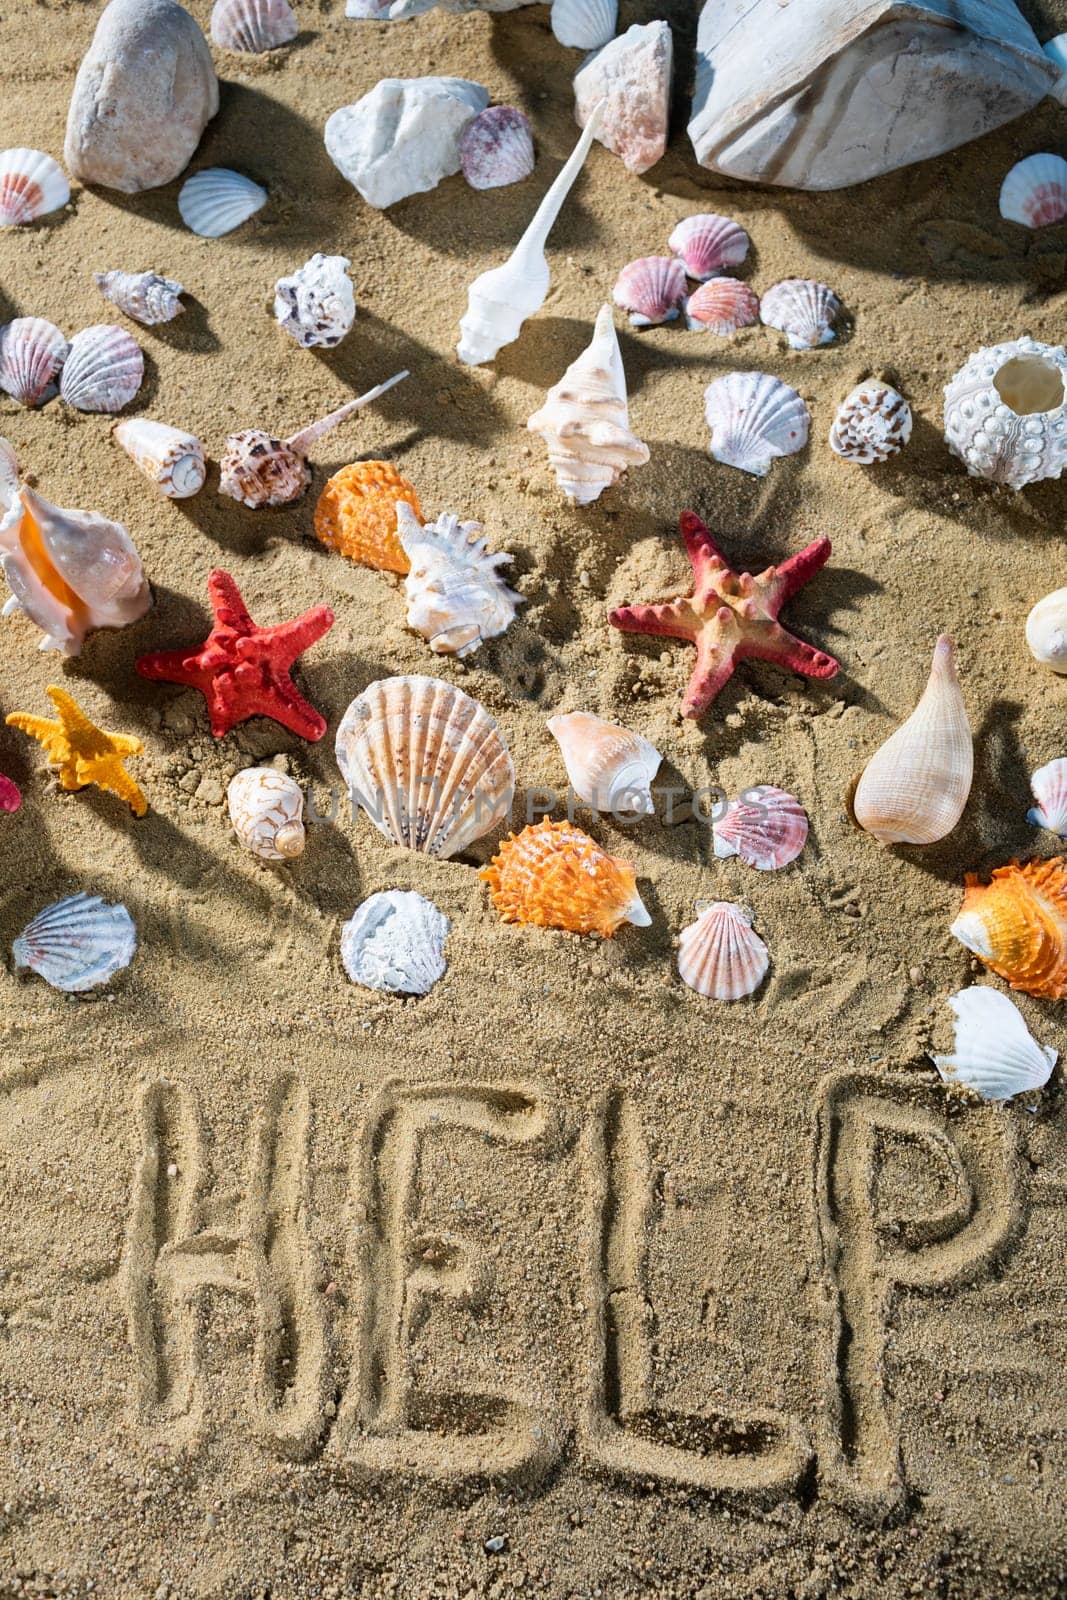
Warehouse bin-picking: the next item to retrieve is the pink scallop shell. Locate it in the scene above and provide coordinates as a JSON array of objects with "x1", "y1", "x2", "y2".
[
  {"x1": 686, "y1": 277, "x2": 759, "y2": 335},
  {"x1": 0, "y1": 774, "x2": 20, "y2": 813},
  {"x1": 712, "y1": 784, "x2": 808, "y2": 871},
  {"x1": 668, "y1": 213, "x2": 749, "y2": 280},
  {"x1": 460, "y1": 107, "x2": 535, "y2": 192},
  {"x1": 0, "y1": 317, "x2": 68, "y2": 408},
  {"x1": 678, "y1": 901, "x2": 769, "y2": 1000},
  {"x1": 1027, "y1": 757, "x2": 1067, "y2": 838},
  {"x1": 612, "y1": 256, "x2": 687, "y2": 327}
]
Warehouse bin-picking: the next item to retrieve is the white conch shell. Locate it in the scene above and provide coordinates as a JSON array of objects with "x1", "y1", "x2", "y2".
[
  {"x1": 114, "y1": 418, "x2": 206, "y2": 499},
  {"x1": 1026, "y1": 587, "x2": 1067, "y2": 672},
  {"x1": 852, "y1": 634, "x2": 972, "y2": 846},
  {"x1": 931, "y1": 986, "x2": 1056, "y2": 1102},
  {"x1": 13, "y1": 893, "x2": 136, "y2": 991},
  {"x1": 677, "y1": 901, "x2": 769, "y2": 1000},
  {"x1": 178, "y1": 168, "x2": 267, "y2": 237},
  {"x1": 551, "y1": 0, "x2": 616, "y2": 49},
  {"x1": 340, "y1": 889, "x2": 450, "y2": 995},
  {"x1": 227, "y1": 767, "x2": 306, "y2": 860},
  {"x1": 94, "y1": 269, "x2": 184, "y2": 325},
  {"x1": 456, "y1": 100, "x2": 605, "y2": 366},
  {"x1": 546, "y1": 710, "x2": 660, "y2": 814},
  {"x1": 943, "y1": 336, "x2": 1067, "y2": 489},
  {"x1": 273, "y1": 253, "x2": 355, "y2": 349},
  {"x1": 527, "y1": 304, "x2": 649, "y2": 504},
  {"x1": 1027, "y1": 757, "x2": 1067, "y2": 837},
  {"x1": 396, "y1": 502, "x2": 521, "y2": 658}
]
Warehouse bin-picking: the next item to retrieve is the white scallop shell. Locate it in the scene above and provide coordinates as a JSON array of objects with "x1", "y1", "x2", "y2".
[
  {"x1": 0, "y1": 147, "x2": 69, "y2": 227},
  {"x1": 760, "y1": 278, "x2": 840, "y2": 349},
  {"x1": 93, "y1": 270, "x2": 184, "y2": 326},
  {"x1": 550, "y1": 0, "x2": 616, "y2": 49},
  {"x1": 210, "y1": 0, "x2": 298, "y2": 50},
  {"x1": 712, "y1": 785, "x2": 808, "y2": 870},
  {"x1": 677, "y1": 901, "x2": 768, "y2": 1001},
  {"x1": 60, "y1": 324, "x2": 143, "y2": 413},
  {"x1": 612, "y1": 256, "x2": 686, "y2": 327},
  {"x1": 1027, "y1": 757, "x2": 1067, "y2": 837},
  {"x1": 667, "y1": 212, "x2": 749, "y2": 280},
  {"x1": 227, "y1": 767, "x2": 306, "y2": 860},
  {"x1": 829, "y1": 381, "x2": 912, "y2": 462},
  {"x1": 1026, "y1": 586, "x2": 1067, "y2": 672},
  {"x1": 930, "y1": 986, "x2": 1057, "y2": 1101},
  {"x1": 340, "y1": 889, "x2": 450, "y2": 996},
  {"x1": 0, "y1": 317, "x2": 68, "y2": 407},
  {"x1": 944, "y1": 336, "x2": 1067, "y2": 489},
  {"x1": 704, "y1": 371, "x2": 809, "y2": 476},
  {"x1": 274, "y1": 253, "x2": 355, "y2": 349},
  {"x1": 998, "y1": 152, "x2": 1067, "y2": 229},
  {"x1": 397, "y1": 504, "x2": 521, "y2": 658},
  {"x1": 546, "y1": 711, "x2": 660, "y2": 814},
  {"x1": 114, "y1": 419, "x2": 206, "y2": 499},
  {"x1": 13, "y1": 893, "x2": 136, "y2": 991},
  {"x1": 178, "y1": 168, "x2": 267, "y2": 238}
]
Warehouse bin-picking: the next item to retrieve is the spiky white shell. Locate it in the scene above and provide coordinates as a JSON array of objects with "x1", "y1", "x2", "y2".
[
  {"x1": 612, "y1": 256, "x2": 686, "y2": 327},
  {"x1": 274, "y1": 253, "x2": 355, "y2": 349},
  {"x1": 114, "y1": 419, "x2": 206, "y2": 499},
  {"x1": 667, "y1": 212, "x2": 748, "y2": 280},
  {"x1": 1027, "y1": 757, "x2": 1067, "y2": 837},
  {"x1": 178, "y1": 168, "x2": 267, "y2": 238},
  {"x1": 397, "y1": 504, "x2": 521, "y2": 658},
  {"x1": 460, "y1": 107, "x2": 535, "y2": 191},
  {"x1": 685, "y1": 277, "x2": 759, "y2": 335},
  {"x1": 547, "y1": 711, "x2": 661, "y2": 814},
  {"x1": 0, "y1": 317, "x2": 68, "y2": 408},
  {"x1": 1026, "y1": 587, "x2": 1067, "y2": 672},
  {"x1": 0, "y1": 147, "x2": 69, "y2": 227},
  {"x1": 227, "y1": 767, "x2": 306, "y2": 861},
  {"x1": 210, "y1": 0, "x2": 298, "y2": 50},
  {"x1": 760, "y1": 278, "x2": 840, "y2": 349},
  {"x1": 550, "y1": 0, "x2": 616, "y2": 49},
  {"x1": 94, "y1": 270, "x2": 184, "y2": 326},
  {"x1": 930, "y1": 986, "x2": 1056, "y2": 1101},
  {"x1": 829, "y1": 381, "x2": 912, "y2": 462},
  {"x1": 944, "y1": 336, "x2": 1067, "y2": 489},
  {"x1": 13, "y1": 893, "x2": 136, "y2": 991},
  {"x1": 340, "y1": 889, "x2": 450, "y2": 995},
  {"x1": 704, "y1": 371, "x2": 809, "y2": 476},
  {"x1": 999, "y1": 153, "x2": 1067, "y2": 229},
  {"x1": 60, "y1": 324, "x2": 143, "y2": 413},
  {"x1": 677, "y1": 901, "x2": 769, "y2": 1001},
  {"x1": 712, "y1": 785, "x2": 808, "y2": 870}
]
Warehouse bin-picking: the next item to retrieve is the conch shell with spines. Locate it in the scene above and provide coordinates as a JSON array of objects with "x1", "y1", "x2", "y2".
[
  {"x1": 480, "y1": 816, "x2": 650, "y2": 937},
  {"x1": 951, "y1": 858, "x2": 1067, "y2": 999},
  {"x1": 852, "y1": 634, "x2": 972, "y2": 846},
  {"x1": 397, "y1": 502, "x2": 521, "y2": 658}
]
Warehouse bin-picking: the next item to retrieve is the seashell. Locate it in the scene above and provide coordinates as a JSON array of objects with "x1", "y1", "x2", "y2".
[
  {"x1": 667, "y1": 212, "x2": 749, "y2": 280},
  {"x1": 550, "y1": 0, "x2": 616, "y2": 50},
  {"x1": 460, "y1": 107, "x2": 535, "y2": 191},
  {"x1": 0, "y1": 435, "x2": 18, "y2": 527},
  {"x1": 611, "y1": 256, "x2": 687, "y2": 327},
  {"x1": 336, "y1": 675, "x2": 514, "y2": 858},
  {"x1": 340, "y1": 889, "x2": 450, "y2": 996},
  {"x1": 527, "y1": 303, "x2": 649, "y2": 504},
  {"x1": 0, "y1": 148, "x2": 69, "y2": 227},
  {"x1": 227, "y1": 767, "x2": 305, "y2": 860},
  {"x1": 998, "y1": 152, "x2": 1067, "y2": 229},
  {"x1": 397, "y1": 503, "x2": 521, "y2": 658},
  {"x1": 210, "y1": 0, "x2": 298, "y2": 51},
  {"x1": 829, "y1": 381, "x2": 912, "y2": 463},
  {"x1": 685, "y1": 277, "x2": 759, "y2": 335},
  {"x1": 677, "y1": 900, "x2": 768, "y2": 1000},
  {"x1": 13, "y1": 892, "x2": 136, "y2": 991},
  {"x1": 1027, "y1": 758, "x2": 1067, "y2": 838},
  {"x1": 273, "y1": 253, "x2": 355, "y2": 349},
  {"x1": 481, "y1": 817, "x2": 649, "y2": 937},
  {"x1": 314, "y1": 460, "x2": 421, "y2": 572},
  {"x1": 114, "y1": 419, "x2": 206, "y2": 499},
  {"x1": 219, "y1": 371, "x2": 409, "y2": 509},
  {"x1": 853, "y1": 635, "x2": 971, "y2": 847},
  {"x1": 0, "y1": 773, "x2": 19, "y2": 813},
  {"x1": 0, "y1": 317, "x2": 68, "y2": 408},
  {"x1": 1026, "y1": 587, "x2": 1067, "y2": 672},
  {"x1": 704, "y1": 370, "x2": 809, "y2": 476},
  {"x1": 951, "y1": 858, "x2": 1067, "y2": 999},
  {"x1": 178, "y1": 168, "x2": 267, "y2": 238},
  {"x1": 457, "y1": 100, "x2": 605, "y2": 366},
  {"x1": 931, "y1": 986, "x2": 1057, "y2": 1102},
  {"x1": 93, "y1": 269, "x2": 184, "y2": 326},
  {"x1": 546, "y1": 711, "x2": 660, "y2": 815},
  {"x1": 1046, "y1": 35, "x2": 1067, "y2": 104},
  {"x1": 60, "y1": 324, "x2": 143, "y2": 413},
  {"x1": 712, "y1": 785, "x2": 808, "y2": 871},
  {"x1": 760, "y1": 278, "x2": 840, "y2": 349},
  {"x1": 0, "y1": 485, "x2": 151, "y2": 655},
  {"x1": 943, "y1": 336, "x2": 1067, "y2": 489}
]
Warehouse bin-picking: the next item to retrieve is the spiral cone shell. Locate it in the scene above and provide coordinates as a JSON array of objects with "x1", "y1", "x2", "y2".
[
  {"x1": 481, "y1": 817, "x2": 649, "y2": 937},
  {"x1": 951, "y1": 858, "x2": 1067, "y2": 999},
  {"x1": 114, "y1": 419, "x2": 206, "y2": 499}
]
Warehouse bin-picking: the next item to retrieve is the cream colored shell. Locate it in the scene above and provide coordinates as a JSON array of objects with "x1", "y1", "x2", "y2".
[
  {"x1": 227, "y1": 767, "x2": 306, "y2": 860},
  {"x1": 114, "y1": 418, "x2": 206, "y2": 499},
  {"x1": 1026, "y1": 587, "x2": 1067, "y2": 673},
  {"x1": 547, "y1": 710, "x2": 660, "y2": 814}
]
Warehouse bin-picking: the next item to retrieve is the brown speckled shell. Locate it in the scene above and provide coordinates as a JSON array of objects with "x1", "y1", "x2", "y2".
[{"x1": 219, "y1": 428, "x2": 309, "y2": 508}]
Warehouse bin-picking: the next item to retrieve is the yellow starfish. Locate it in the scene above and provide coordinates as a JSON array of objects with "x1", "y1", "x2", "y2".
[{"x1": 6, "y1": 687, "x2": 148, "y2": 817}]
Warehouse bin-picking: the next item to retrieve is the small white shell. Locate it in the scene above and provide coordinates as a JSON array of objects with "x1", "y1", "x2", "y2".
[
  {"x1": 704, "y1": 371, "x2": 809, "y2": 476},
  {"x1": 930, "y1": 986, "x2": 1057, "y2": 1101},
  {"x1": 547, "y1": 711, "x2": 661, "y2": 814},
  {"x1": 60, "y1": 324, "x2": 143, "y2": 413},
  {"x1": 460, "y1": 107, "x2": 535, "y2": 191},
  {"x1": 760, "y1": 279, "x2": 840, "y2": 349},
  {"x1": 114, "y1": 419, "x2": 206, "y2": 499},
  {"x1": 397, "y1": 504, "x2": 521, "y2": 658},
  {"x1": 178, "y1": 168, "x2": 267, "y2": 238},
  {"x1": 340, "y1": 889, "x2": 450, "y2": 995},
  {"x1": 550, "y1": 0, "x2": 616, "y2": 50},
  {"x1": 612, "y1": 256, "x2": 686, "y2": 327},
  {"x1": 13, "y1": 893, "x2": 136, "y2": 991},
  {"x1": 274, "y1": 253, "x2": 355, "y2": 349},
  {"x1": 1027, "y1": 587, "x2": 1067, "y2": 672},
  {"x1": 667, "y1": 213, "x2": 749, "y2": 280},
  {"x1": 829, "y1": 381, "x2": 912, "y2": 462},
  {"x1": 227, "y1": 767, "x2": 306, "y2": 860},
  {"x1": 998, "y1": 153, "x2": 1067, "y2": 229},
  {"x1": 677, "y1": 901, "x2": 769, "y2": 1001},
  {"x1": 0, "y1": 147, "x2": 69, "y2": 227},
  {"x1": 1027, "y1": 757, "x2": 1067, "y2": 837},
  {"x1": 210, "y1": 0, "x2": 298, "y2": 50},
  {"x1": 0, "y1": 317, "x2": 68, "y2": 408},
  {"x1": 93, "y1": 270, "x2": 184, "y2": 326},
  {"x1": 944, "y1": 336, "x2": 1067, "y2": 489}
]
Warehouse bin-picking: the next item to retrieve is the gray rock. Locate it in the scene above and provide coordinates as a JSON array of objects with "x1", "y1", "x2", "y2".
[
  {"x1": 325, "y1": 77, "x2": 489, "y2": 209},
  {"x1": 574, "y1": 22, "x2": 672, "y2": 176}
]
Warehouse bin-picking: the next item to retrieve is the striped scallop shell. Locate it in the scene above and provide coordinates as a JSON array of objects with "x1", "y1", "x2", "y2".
[
  {"x1": 1028, "y1": 758, "x2": 1067, "y2": 838},
  {"x1": 550, "y1": 0, "x2": 616, "y2": 49},
  {"x1": 340, "y1": 890, "x2": 450, "y2": 996},
  {"x1": 0, "y1": 317, "x2": 68, "y2": 407},
  {"x1": 0, "y1": 148, "x2": 69, "y2": 227},
  {"x1": 999, "y1": 153, "x2": 1067, "y2": 229},
  {"x1": 829, "y1": 381, "x2": 912, "y2": 462},
  {"x1": 677, "y1": 901, "x2": 769, "y2": 1000},
  {"x1": 686, "y1": 277, "x2": 759, "y2": 335},
  {"x1": 668, "y1": 213, "x2": 749, "y2": 280},
  {"x1": 210, "y1": 0, "x2": 298, "y2": 50},
  {"x1": 94, "y1": 270, "x2": 184, "y2": 327},
  {"x1": 227, "y1": 767, "x2": 306, "y2": 860},
  {"x1": 951, "y1": 858, "x2": 1067, "y2": 1000},
  {"x1": 178, "y1": 168, "x2": 267, "y2": 238},
  {"x1": 460, "y1": 107, "x2": 535, "y2": 191},
  {"x1": 760, "y1": 279, "x2": 840, "y2": 349},
  {"x1": 612, "y1": 256, "x2": 686, "y2": 327},
  {"x1": 13, "y1": 893, "x2": 136, "y2": 991},
  {"x1": 704, "y1": 371, "x2": 809, "y2": 476},
  {"x1": 480, "y1": 817, "x2": 649, "y2": 938},
  {"x1": 712, "y1": 785, "x2": 808, "y2": 871},
  {"x1": 60, "y1": 324, "x2": 143, "y2": 413},
  {"x1": 931, "y1": 986, "x2": 1056, "y2": 1102}
]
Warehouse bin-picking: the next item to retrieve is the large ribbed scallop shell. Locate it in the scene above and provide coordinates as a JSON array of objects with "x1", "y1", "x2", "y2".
[
  {"x1": 686, "y1": 277, "x2": 759, "y2": 335},
  {"x1": 94, "y1": 270, "x2": 184, "y2": 327},
  {"x1": 550, "y1": 0, "x2": 616, "y2": 49},
  {"x1": 612, "y1": 256, "x2": 686, "y2": 328},
  {"x1": 931, "y1": 986, "x2": 1057, "y2": 1101},
  {"x1": 704, "y1": 371, "x2": 809, "y2": 476},
  {"x1": 314, "y1": 461, "x2": 421, "y2": 571},
  {"x1": 712, "y1": 785, "x2": 808, "y2": 871},
  {"x1": 677, "y1": 901, "x2": 768, "y2": 1000},
  {"x1": 481, "y1": 817, "x2": 649, "y2": 937},
  {"x1": 397, "y1": 504, "x2": 521, "y2": 658},
  {"x1": 227, "y1": 767, "x2": 305, "y2": 861},
  {"x1": 951, "y1": 858, "x2": 1067, "y2": 999},
  {"x1": 114, "y1": 419, "x2": 206, "y2": 499},
  {"x1": 340, "y1": 889, "x2": 450, "y2": 995},
  {"x1": 211, "y1": 0, "x2": 298, "y2": 50},
  {"x1": 0, "y1": 317, "x2": 68, "y2": 407},
  {"x1": 829, "y1": 381, "x2": 912, "y2": 462},
  {"x1": 944, "y1": 337, "x2": 1067, "y2": 489},
  {"x1": 60, "y1": 324, "x2": 143, "y2": 413},
  {"x1": 546, "y1": 711, "x2": 660, "y2": 815},
  {"x1": 853, "y1": 635, "x2": 972, "y2": 846},
  {"x1": 999, "y1": 153, "x2": 1067, "y2": 229},
  {"x1": 335, "y1": 675, "x2": 514, "y2": 858},
  {"x1": 0, "y1": 148, "x2": 69, "y2": 227},
  {"x1": 667, "y1": 213, "x2": 748, "y2": 280},
  {"x1": 1027, "y1": 587, "x2": 1067, "y2": 672},
  {"x1": 13, "y1": 893, "x2": 136, "y2": 991},
  {"x1": 760, "y1": 279, "x2": 840, "y2": 349},
  {"x1": 1028, "y1": 758, "x2": 1067, "y2": 838},
  {"x1": 178, "y1": 168, "x2": 267, "y2": 238}
]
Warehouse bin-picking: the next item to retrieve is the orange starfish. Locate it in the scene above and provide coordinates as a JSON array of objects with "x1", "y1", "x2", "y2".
[{"x1": 6, "y1": 687, "x2": 148, "y2": 816}]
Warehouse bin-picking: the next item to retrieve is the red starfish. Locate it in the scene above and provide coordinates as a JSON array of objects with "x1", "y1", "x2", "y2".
[
  {"x1": 609, "y1": 511, "x2": 840, "y2": 719},
  {"x1": 136, "y1": 570, "x2": 334, "y2": 740}
]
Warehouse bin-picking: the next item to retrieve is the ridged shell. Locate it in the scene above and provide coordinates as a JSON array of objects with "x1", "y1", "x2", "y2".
[
  {"x1": 667, "y1": 213, "x2": 749, "y2": 280},
  {"x1": 178, "y1": 168, "x2": 267, "y2": 238},
  {"x1": 60, "y1": 324, "x2": 143, "y2": 413},
  {"x1": 611, "y1": 256, "x2": 686, "y2": 327},
  {"x1": 760, "y1": 279, "x2": 840, "y2": 349},
  {"x1": 1027, "y1": 587, "x2": 1067, "y2": 672},
  {"x1": 336, "y1": 675, "x2": 515, "y2": 858},
  {"x1": 314, "y1": 461, "x2": 421, "y2": 571},
  {"x1": 1028, "y1": 758, "x2": 1067, "y2": 838},
  {"x1": 93, "y1": 270, "x2": 184, "y2": 326},
  {"x1": 999, "y1": 153, "x2": 1067, "y2": 229},
  {"x1": 0, "y1": 148, "x2": 69, "y2": 227},
  {"x1": 0, "y1": 317, "x2": 68, "y2": 408},
  {"x1": 686, "y1": 277, "x2": 759, "y2": 335},
  {"x1": 951, "y1": 858, "x2": 1067, "y2": 1000},
  {"x1": 931, "y1": 986, "x2": 1057, "y2": 1102},
  {"x1": 704, "y1": 371, "x2": 809, "y2": 476},
  {"x1": 114, "y1": 419, "x2": 206, "y2": 499},
  {"x1": 677, "y1": 901, "x2": 768, "y2": 1000},
  {"x1": 0, "y1": 773, "x2": 19, "y2": 813},
  {"x1": 227, "y1": 767, "x2": 305, "y2": 860},
  {"x1": 481, "y1": 817, "x2": 649, "y2": 937},
  {"x1": 712, "y1": 785, "x2": 808, "y2": 871},
  {"x1": 398, "y1": 505, "x2": 521, "y2": 658},
  {"x1": 944, "y1": 337, "x2": 1067, "y2": 490},
  {"x1": 460, "y1": 107, "x2": 535, "y2": 191},
  {"x1": 0, "y1": 435, "x2": 18, "y2": 523},
  {"x1": 219, "y1": 430, "x2": 306, "y2": 509},
  {"x1": 340, "y1": 889, "x2": 450, "y2": 995},
  {"x1": 550, "y1": 0, "x2": 616, "y2": 50},
  {"x1": 546, "y1": 711, "x2": 661, "y2": 815},
  {"x1": 210, "y1": 0, "x2": 298, "y2": 50},
  {"x1": 829, "y1": 381, "x2": 912, "y2": 463},
  {"x1": 273, "y1": 253, "x2": 355, "y2": 349},
  {"x1": 13, "y1": 893, "x2": 136, "y2": 991}
]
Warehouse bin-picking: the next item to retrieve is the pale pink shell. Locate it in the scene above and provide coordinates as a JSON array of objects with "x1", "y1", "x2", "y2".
[
  {"x1": 210, "y1": 0, "x2": 298, "y2": 50},
  {"x1": 668, "y1": 213, "x2": 749, "y2": 280},
  {"x1": 0, "y1": 317, "x2": 68, "y2": 407},
  {"x1": 677, "y1": 901, "x2": 769, "y2": 1001},
  {"x1": 760, "y1": 279, "x2": 840, "y2": 350},
  {"x1": 460, "y1": 107, "x2": 535, "y2": 191},
  {"x1": 60, "y1": 324, "x2": 143, "y2": 413},
  {"x1": 611, "y1": 256, "x2": 686, "y2": 327},
  {"x1": 0, "y1": 148, "x2": 69, "y2": 228},
  {"x1": 219, "y1": 429, "x2": 308, "y2": 508},
  {"x1": 1027, "y1": 757, "x2": 1067, "y2": 838},
  {"x1": 999, "y1": 153, "x2": 1067, "y2": 230},
  {"x1": 686, "y1": 277, "x2": 759, "y2": 335},
  {"x1": 712, "y1": 785, "x2": 808, "y2": 870}
]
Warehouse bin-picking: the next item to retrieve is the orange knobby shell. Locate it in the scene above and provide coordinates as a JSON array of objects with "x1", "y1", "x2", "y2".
[
  {"x1": 313, "y1": 461, "x2": 422, "y2": 573},
  {"x1": 952, "y1": 857, "x2": 1067, "y2": 999},
  {"x1": 480, "y1": 817, "x2": 649, "y2": 938}
]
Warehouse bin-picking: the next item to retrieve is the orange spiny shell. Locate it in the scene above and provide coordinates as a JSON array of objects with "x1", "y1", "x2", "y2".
[
  {"x1": 950, "y1": 857, "x2": 1067, "y2": 999},
  {"x1": 480, "y1": 817, "x2": 649, "y2": 938},
  {"x1": 313, "y1": 460, "x2": 422, "y2": 573}
]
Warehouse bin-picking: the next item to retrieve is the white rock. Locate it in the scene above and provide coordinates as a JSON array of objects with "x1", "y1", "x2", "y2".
[
  {"x1": 325, "y1": 77, "x2": 489, "y2": 208},
  {"x1": 574, "y1": 21, "x2": 672, "y2": 176}
]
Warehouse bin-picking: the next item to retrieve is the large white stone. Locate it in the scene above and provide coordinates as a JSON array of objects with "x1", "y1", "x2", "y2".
[
  {"x1": 574, "y1": 21, "x2": 672, "y2": 176},
  {"x1": 325, "y1": 77, "x2": 489, "y2": 209}
]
